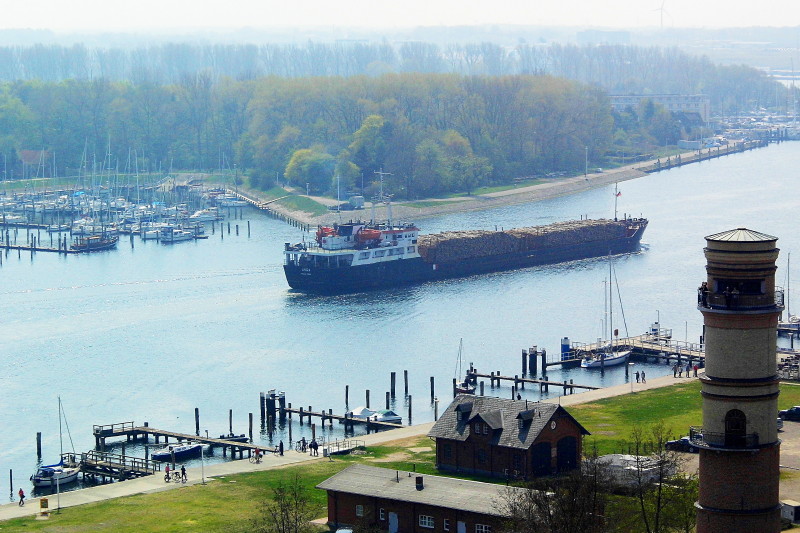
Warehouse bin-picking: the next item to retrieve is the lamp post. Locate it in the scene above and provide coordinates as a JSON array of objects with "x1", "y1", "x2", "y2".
[
  {"x1": 629, "y1": 362, "x2": 635, "y2": 393},
  {"x1": 584, "y1": 146, "x2": 588, "y2": 178}
]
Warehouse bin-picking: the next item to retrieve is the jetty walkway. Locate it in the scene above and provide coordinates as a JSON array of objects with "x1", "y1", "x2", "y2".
[{"x1": 0, "y1": 373, "x2": 696, "y2": 522}]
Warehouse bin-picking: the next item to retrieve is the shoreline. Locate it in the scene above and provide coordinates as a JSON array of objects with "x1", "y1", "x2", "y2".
[{"x1": 248, "y1": 141, "x2": 770, "y2": 228}]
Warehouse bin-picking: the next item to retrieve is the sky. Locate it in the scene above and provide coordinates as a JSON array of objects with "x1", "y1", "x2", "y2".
[{"x1": 3, "y1": 0, "x2": 800, "y2": 32}]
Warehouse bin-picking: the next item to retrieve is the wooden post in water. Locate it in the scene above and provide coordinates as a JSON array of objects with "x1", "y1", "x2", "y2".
[
  {"x1": 247, "y1": 221, "x2": 250, "y2": 237},
  {"x1": 407, "y1": 395, "x2": 412, "y2": 424},
  {"x1": 522, "y1": 350, "x2": 528, "y2": 374},
  {"x1": 452, "y1": 378, "x2": 457, "y2": 398},
  {"x1": 229, "y1": 409, "x2": 233, "y2": 434},
  {"x1": 385, "y1": 391, "x2": 390, "y2": 410},
  {"x1": 390, "y1": 372, "x2": 396, "y2": 397},
  {"x1": 259, "y1": 392, "x2": 266, "y2": 421},
  {"x1": 366, "y1": 390, "x2": 370, "y2": 409},
  {"x1": 311, "y1": 423, "x2": 316, "y2": 441},
  {"x1": 530, "y1": 347, "x2": 537, "y2": 375},
  {"x1": 36, "y1": 432, "x2": 41, "y2": 458},
  {"x1": 480, "y1": 381, "x2": 484, "y2": 396},
  {"x1": 404, "y1": 370, "x2": 409, "y2": 396},
  {"x1": 345, "y1": 385, "x2": 349, "y2": 406},
  {"x1": 430, "y1": 376, "x2": 435, "y2": 402},
  {"x1": 328, "y1": 408, "x2": 333, "y2": 427},
  {"x1": 195, "y1": 408, "x2": 200, "y2": 435},
  {"x1": 299, "y1": 406, "x2": 304, "y2": 425},
  {"x1": 235, "y1": 224, "x2": 239, "y2": 236},
  {"x1": 8, "y1": 470, "x2": 12, "y2": 496},
  {"x1": 249, "y1": 413, "x2": 253, "y2": 441}
]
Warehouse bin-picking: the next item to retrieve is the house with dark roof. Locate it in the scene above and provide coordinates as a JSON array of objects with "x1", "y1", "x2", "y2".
[
  {"x1": 427, "y1": 395, "x2": 590, "y2": 479},
  {"x1": 317, "y1": 463, "x2": 528, "y2": 533}
]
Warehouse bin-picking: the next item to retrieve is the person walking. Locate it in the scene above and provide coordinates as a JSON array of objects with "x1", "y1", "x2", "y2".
[
  {"x1": 635, "y1": 371, "x2": 640, "y2": 383},
  {"x1": 300, "y1": 437, "x2": 307, "y2": 453},
  {"x1": 686, "y1": 362, "x2": 692, "y2": 377},
  {"x1": 678, "y1": 364, "x2": 683, "y2": 377},
  {"x1": 17, "y1": 488, "x2": 24, "y2": 506},
  {"x1": 641, "y1": 371, "x2": 646, "y2": 383},
  {"x1": 310, "y1": 438, "x2": 318, "y2": 456},
  {"x1": 278, "y1": 440, "x2": 284, "y2": 456},
  {"x1": 693, "y1": 365, "x2": 699, "y2": 377},
  {"x1": 673, "y1": 363, "x2": 678, "y2": 378},
  {"x1": 180, "y1": 465, "x2": 187, "y2": 483}
]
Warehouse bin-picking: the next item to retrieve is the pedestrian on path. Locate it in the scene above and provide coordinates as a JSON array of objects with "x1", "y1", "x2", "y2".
[
  {"x1": 300, "y1": 437, "x2": 307, "y2": 453},
  {"x1": 635, "y1": 371, "x2": 640, "y2": 383},
  {"x1": 641, "y1": 371, "x2": 646, "y2": 383},
  {"x1": 278, "y1": 440, "x2": 284, "y2": 456},
  {"x1": 686, "y1": 362, "x2": 692, "y2": 377},
  {"x1": 181, "y1": 465, "x2": 187, "y2": 483},
  {"x1": 693, "y1": 365, "x2": 699, "y2": 377},
  {"x1": 310, "y1": 438, "x2": 318, "y2": 456},
  {"x1": 18, "y1": 488, "x2": 24, "y2": 506},
  {"x1": 678, "y1": 364, "x2": 683, "y2": 377},
  {"x1": 673, "y1": 363, "x2": 678, "y2": 377}
]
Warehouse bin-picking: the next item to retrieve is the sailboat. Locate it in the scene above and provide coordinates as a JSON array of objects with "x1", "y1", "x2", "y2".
[
  {"x1": 31, "y1": 397, "x2": 80, "y2": 487},
  {"x1": 581, "y1": 258, "x2": 631, "y2": 369},
  {"x1": 454, "y1": 338, "x2": 476, "y2": 394}
]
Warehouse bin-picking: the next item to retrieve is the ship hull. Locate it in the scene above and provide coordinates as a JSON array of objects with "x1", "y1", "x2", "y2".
[{"x1": 284, "y1": 229, "x2": 646, "y2": 293}]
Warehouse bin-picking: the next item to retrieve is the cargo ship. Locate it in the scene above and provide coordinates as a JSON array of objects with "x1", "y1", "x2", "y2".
[{"x1": 283, "y1": 217, "x2": 647, "y2": 293}]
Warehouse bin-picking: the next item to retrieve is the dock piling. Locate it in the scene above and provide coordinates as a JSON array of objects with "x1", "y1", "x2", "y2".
[
  {"x1": 366, "y1": 390, "x2": 370, "y2": 409},
  {"x1": 404, "y1": 370, "x2": 408, "y2": 396},
  {"x1": 522, "y1": 350, "x2": 527, "y2": 374},
  {"x1": 408, "y1": 395, "x2": 412, "y2": 424},
  {"x1": 430, "y1": 376, "x2": 435, "y2": 402},
  {"x1": 229, "y1": 409, "x2": 233, "y2": 434},
  {"x1": 249, "y1": 413, "x2": 253, "y2": 441},
  {"x1": 385, "y1": 391, "x2": 390, "y2": 410},
  {"x1": 390, "y1": 372, "x2": 396, "y2": 397},
  {"x1": 345, "y1": 385, "x2": 349, "y2": 406},
  {"x1": 36, "y1": 432, "x2": 41, "y2": 458},
  {"x1": 195, "y1": 408, "x2": 200, "y2": 436},
  {"x1": 259, "y1": 392, "x2": 265, "y2": 421}
]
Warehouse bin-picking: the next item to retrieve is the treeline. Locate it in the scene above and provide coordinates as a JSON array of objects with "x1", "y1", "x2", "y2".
[
  {"x1": 0, "y1": 73, "x2": 619, "y2": 197},
  {"x1": 0, "y1": 41, "x2": 784, "y2": 115}
]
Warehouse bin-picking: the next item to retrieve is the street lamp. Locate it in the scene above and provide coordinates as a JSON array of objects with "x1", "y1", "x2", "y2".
[
  {"x1": 584, "y1": 146, "x2": 588, "y2": 178},
  {"x1": 629, "y1": 362, "x2": 635, "y2": 393}
]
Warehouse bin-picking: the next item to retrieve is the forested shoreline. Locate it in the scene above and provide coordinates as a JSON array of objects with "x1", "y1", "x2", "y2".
[{"x1": 0, "y1": 41, "x2": 786, "y2": 198}]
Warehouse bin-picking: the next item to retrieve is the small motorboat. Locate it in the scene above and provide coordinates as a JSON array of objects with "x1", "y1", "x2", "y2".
[
  {"x1": 368, "y1": 409, "x2": 402, "y2": 424},
  {"x1": 347, "y1": 406, "x2": 375, "y2": 420},
  {"x1": 151, "y1": 443, "x2": 203, "y2": 461},
  {"x1": 218, "y1": 433, "x2": 249, "y2": 443},
  {"x1": 30, "y1": 460, "x2": 79, "y2": 487}
]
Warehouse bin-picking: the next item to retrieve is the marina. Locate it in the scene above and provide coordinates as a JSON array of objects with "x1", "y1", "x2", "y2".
[{"x1": 3, "y1": 142, "x2": 800, "y2": 497}]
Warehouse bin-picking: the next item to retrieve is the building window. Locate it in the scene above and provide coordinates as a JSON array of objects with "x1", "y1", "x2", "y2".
[
  {"x1": 419, "y1": 515, "x2": 435, "y2": 529},
  {"x1": 443, "y1": 443, "x2": 453, "y2": 460},
  {"x1": 474, "y1": 423, "x2": 481, "y2": 433},
  {"x1": 379, "y1": 508, "x2": 385, "y2": 521},
  {"x1": 477, "y1": 448, "x2": 487, "y2": 464},
  {"x1": 483, "y1": 424, "x2": 489, "y2": 435},
  {"x1": 356, "y1": 505, "x2": 364, "y2": 517},
  {"x1": 475, "y1": 524, "x2": 492, "y2": 533},
  {"x1": 444, "y1": 518, "x2": 450, "y2": 531}
]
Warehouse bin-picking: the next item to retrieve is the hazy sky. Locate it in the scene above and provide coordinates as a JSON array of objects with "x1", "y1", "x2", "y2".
[{"x1": 4, "y1": 0, "x2": 800, "y2": 31}]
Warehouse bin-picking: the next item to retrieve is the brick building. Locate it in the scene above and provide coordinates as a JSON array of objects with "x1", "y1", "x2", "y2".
[
  {"x1": 317, "y1": 464, "x2": 528, "y2": 533},
  {"x1": 427, "y1": 395, "x2": 589, "y2": 479}
]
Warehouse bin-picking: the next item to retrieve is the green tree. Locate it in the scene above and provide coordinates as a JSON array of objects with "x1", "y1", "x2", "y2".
[
  {"x1": 250, "y1": 475, "x2": 316, "y2": 533},
  {"x1": 284, "y1": 147, "x2": 335, "y2": 194}
]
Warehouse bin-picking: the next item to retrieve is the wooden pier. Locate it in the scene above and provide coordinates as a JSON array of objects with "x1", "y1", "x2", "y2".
[
  {"x1": 282, "y1": 406, "x2": 402, "y2": 430},
  {"x1": 93, "y1": 422, "x2": 276, "y2": 459},
  {"x1": 225, "y1": 189, "x2": 311, "y2": 231},
  {"x1": 63, "y1": 451, "x2": 161, "y2": 483},
  {"x1": 463, "y1": 371, "x2": 599, "y2": 396}
]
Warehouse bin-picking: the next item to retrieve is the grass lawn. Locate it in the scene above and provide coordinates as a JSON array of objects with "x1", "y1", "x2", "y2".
[
  {"x1": 275, "y1": 195, "x2": 329, "y2": 217},
  {"x1": 6, "y1": 381, "x2": 800, "y2": 532}
]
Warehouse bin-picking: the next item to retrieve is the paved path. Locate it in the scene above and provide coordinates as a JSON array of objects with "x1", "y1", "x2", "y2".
[{"x1": 0, "y1": 375, "x2": 694, "y2": 521}]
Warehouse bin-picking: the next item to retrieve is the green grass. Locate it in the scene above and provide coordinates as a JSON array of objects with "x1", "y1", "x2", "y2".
[
  {"x1": 7, "y1": 381, "x2": 800, "y2": 532},
  {"x1": 275, "y1": 195, "x2": 329, "y2": 216}
]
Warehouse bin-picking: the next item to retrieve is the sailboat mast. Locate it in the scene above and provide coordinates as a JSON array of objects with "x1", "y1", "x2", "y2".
[
  {"x1": 58, "y1": 396, "x2": 64, "y2": 458},
  {"x1": 609, "y1": 258, "x2": 614, "y2": 351}
]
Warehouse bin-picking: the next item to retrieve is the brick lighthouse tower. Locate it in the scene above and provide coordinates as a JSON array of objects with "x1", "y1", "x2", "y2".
[{"x1": 696, "y1": 228, "x2": 782, "y2": 532}]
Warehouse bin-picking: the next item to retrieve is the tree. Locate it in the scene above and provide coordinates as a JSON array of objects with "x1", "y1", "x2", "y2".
[
  {"x1": 499, "y1": 448, "x2": 611, "y2": 533},
  {"x1": 250, "y1": 475, "x2": 317, "y2": 533},
  {"x1": 284, "y1": 147, "x2": 335, "y2": 194},
  {"x1": 621, "y1": 423, "x2": 698, "y2": 533}
]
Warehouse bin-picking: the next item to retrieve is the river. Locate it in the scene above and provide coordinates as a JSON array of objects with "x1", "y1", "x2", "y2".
[{"x1": 1, "y1": 141, "x2": 799, "y2": 497}]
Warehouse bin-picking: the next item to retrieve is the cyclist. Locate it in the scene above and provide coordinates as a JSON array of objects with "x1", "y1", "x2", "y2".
[
  {"x1": 164, "y1": 465, "x2": 171, "y2": 482},
  {"x1": 255, "y1": 448, "x2": 262, "y2": 463}
]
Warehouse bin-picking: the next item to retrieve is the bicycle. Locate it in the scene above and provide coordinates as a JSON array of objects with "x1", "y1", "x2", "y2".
[
  {"x1": 170, "y1": 470, "x2": 183, "y2": 483},
  {"x1": 249, "y1": 453, "x2": 263, "y2": 464}
]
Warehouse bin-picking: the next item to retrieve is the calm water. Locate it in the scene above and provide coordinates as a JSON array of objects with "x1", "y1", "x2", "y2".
[{"x1": 2, "y1": 141, "x2": 799, "y2": 497}]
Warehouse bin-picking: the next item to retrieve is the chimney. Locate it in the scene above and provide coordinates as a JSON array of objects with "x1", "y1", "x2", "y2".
[{"x1": 415, "y1": 476, "x2": 424, "y2": 490}]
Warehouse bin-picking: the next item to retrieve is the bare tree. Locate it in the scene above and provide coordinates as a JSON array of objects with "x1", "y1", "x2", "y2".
[{"x1": 250, "y1": 475, "x2": 317, "y2": 533}]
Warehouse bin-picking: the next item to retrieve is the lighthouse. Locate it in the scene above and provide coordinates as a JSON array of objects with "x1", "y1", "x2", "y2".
[{"x1": 696, "y1": 228, "x2": 782, "y2": 532}]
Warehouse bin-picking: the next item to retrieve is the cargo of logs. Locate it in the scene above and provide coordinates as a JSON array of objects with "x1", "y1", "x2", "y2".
[{"x1": 417, "y1": 219, "x2": 629, "y2": 264}]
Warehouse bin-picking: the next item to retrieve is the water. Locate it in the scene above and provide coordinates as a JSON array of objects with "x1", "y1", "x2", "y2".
[{"x1": 2, "y1": 142, "x2": 799, "y2": 497}]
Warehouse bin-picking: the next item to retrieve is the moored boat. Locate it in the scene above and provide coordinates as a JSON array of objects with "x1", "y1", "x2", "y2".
[
  {"x1": 71, "y1": 233, "x2": 119, "y2": 252},
  {"x1": 580, "y1": 349, "x2": 631, "y2": 368},
  {"x1": 368, "y1": 409, "x2": 402, "y2": 424},
  {"x1": 30, "y1": 460, "x2": 79, "y2": 487},
  {"x1": 151, "y1": 443, "x2": 203, "y2": 461},
  {"x1": 218, "y1": 433, "x2": 249, "y2": 443}
]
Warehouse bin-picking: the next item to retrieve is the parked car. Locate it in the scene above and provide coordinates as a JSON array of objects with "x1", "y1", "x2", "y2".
[
  {"x1": 779, "y1": 406, "x2": 800, "y2": 421},
  {"x1": 665, "y1": 436, "x2": 699, "y2": 453}
]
